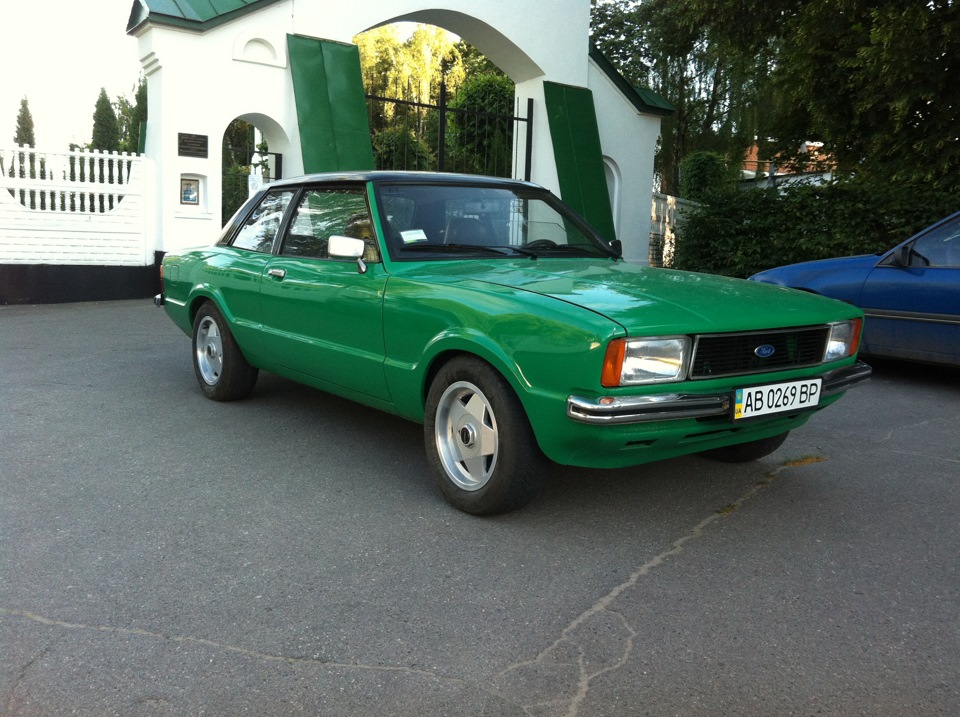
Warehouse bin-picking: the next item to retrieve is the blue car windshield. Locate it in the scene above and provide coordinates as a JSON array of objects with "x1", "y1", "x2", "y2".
[{"x1": 375, "y1": 183, "x2": 616, "y2": 260}]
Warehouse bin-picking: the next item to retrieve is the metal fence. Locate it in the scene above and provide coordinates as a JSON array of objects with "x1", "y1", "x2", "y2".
[{"x1": 366, "y1": 85, "x2": 533, "y2": 180}]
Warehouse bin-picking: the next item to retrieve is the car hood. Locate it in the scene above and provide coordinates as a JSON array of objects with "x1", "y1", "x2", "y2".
[
  {"x1": 750, "y1": 254, "x2": 879, "y2": 285},
  {"x1": 408, "y1": 260, "x2": 860, "y2": 334}
]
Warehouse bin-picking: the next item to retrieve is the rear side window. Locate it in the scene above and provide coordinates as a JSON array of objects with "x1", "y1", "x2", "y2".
[{"x1": 230, "y1": 190, "x2": 295, "y2": 253}]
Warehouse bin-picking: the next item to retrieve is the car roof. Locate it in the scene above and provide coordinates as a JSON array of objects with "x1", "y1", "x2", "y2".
[{"x1": 266, "y1": 171, "x2": 543, "y2": 191}]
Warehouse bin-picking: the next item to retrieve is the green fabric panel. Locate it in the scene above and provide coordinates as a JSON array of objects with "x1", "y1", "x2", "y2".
[
  {"x1": 287, "y1": 35, "x2": 374, "y2": 173},
  {"x1": 542, "y1": 81, "x2": 617, "y2": 242}
]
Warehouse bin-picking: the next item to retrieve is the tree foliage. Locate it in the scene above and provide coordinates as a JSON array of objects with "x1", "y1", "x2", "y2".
[
  {"x1": 592, "y1": 0, "x2": 772, "y2": 194},
  {"x1": 90, "y1": 87, "x2": 120, "y2": 152},
  {"x1": 355, "y1": 25, "x2": 467, "y2": 134},
  {"x1": 447, "y1": 74, "x2": 515, "y2": 176},
  {"x1": 221, "y1": 119, "x2": 257, "y2": 224},
  {"x1": 117, "y1": 78, "x2": 148, "y2": 154},
  {"x1": 679, "y1": 151, "x2": 736, "y2": 200},
  {"x1": 762, "y1": 0, "x2": 960, "y2": 190},
  {"x1": 593, "y1": 0, "x2": 960, "y2": 194},
  {"x1": 14, "y1": 97, "x2": 36, "y2": 147},
  {"x1": 372, "y1": 127, "x2": 435, "y2": 171},
  {"x1": 354, "y1": 24, "x2": 515, "y2": 175}
]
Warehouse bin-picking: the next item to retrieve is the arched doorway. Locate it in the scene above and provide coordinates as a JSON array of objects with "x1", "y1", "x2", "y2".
[
  {"x1": 221, "y1": 113, "x2": 290, "y2": 224},
  {"x1": 354, "y1": 24, "x2": 530, "y2": 178}
]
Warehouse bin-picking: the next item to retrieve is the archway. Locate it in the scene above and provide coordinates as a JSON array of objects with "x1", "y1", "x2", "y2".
[{"x1": 221, "y1": 113, "x2": 291, "y2": 223}]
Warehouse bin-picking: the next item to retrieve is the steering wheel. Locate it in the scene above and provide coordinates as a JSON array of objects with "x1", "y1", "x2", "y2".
[{"x1": 522, "y1": 239, "x2": 558, "y2": 249}]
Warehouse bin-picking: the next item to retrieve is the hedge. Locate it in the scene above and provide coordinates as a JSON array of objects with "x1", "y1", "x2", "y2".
[{"x1": 671, "y1": 181, "x2": 958, "y2": 278}]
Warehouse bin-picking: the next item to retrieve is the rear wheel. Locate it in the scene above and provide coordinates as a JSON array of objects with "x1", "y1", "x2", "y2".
[
  {"x1": 424, "y1": 357, "x2": 547, "y2": 515},
  {"x1": 701, "y1": 431, "x2": 789, "y2": 463},
  {"x1": 192, "y1": 302, "x2": 258, "y2": 401}
]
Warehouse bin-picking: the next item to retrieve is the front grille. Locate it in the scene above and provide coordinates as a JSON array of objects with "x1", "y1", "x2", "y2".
[{"x1": 690, "y1": 327, "x2": 829, "y2": 379}]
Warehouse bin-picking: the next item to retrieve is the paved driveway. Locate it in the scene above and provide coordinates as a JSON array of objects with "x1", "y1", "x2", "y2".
[{"x1": 2, "y1": 300, "x2": 958, "y2": 716}]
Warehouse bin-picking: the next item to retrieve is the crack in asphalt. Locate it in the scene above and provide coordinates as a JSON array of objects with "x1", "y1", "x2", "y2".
[
  {"x1": 2, "y1": 640, "x2": 55, "y2": 717},
  {"x1": 487, "y1": 461, "x2": 809, "y2": 717},
  {"x1": 0, "y1": 608, "x2": 460, "y2": 684},
  {"x1": 1, "y1": 460, "x2": 818, "y2": 715}
]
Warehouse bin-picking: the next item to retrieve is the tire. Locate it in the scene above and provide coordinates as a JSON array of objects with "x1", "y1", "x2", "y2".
[
  {"x1": 701, "y1": 431, "x2": 790, "y2": 463},
  {"x1": 191, "y1": 302, "x2": 258, "y2": 401},
  {"x1": 424, "y1": 356, "x2": 547, "y2": 515}
]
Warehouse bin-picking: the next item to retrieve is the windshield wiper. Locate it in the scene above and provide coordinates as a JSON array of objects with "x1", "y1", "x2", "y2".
[{"x1": 399, "y1": 242, "x2": 511, "y2": 256}]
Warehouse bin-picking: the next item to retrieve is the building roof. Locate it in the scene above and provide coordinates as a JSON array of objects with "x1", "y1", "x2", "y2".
[
  {"x1": 126, "y1": 0, "x2": 283, "y2": 34},
  {"x1": 588, "y1": 44, "x2": 674, "y2": 117}
]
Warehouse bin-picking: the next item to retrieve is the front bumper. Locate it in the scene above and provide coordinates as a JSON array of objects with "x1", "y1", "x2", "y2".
[{"x1": 566, "y1": 360, "x2": 872, "y2": 425}]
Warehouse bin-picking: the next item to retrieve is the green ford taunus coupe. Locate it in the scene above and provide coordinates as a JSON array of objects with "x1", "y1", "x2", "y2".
[{"x1": 156, "y1": 172, "x2": 871, "y2": 514}]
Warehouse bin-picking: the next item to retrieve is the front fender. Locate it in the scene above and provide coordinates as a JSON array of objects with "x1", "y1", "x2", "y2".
[{"x1": 382, "y1": 277, "x2": 622, "y2": 426}]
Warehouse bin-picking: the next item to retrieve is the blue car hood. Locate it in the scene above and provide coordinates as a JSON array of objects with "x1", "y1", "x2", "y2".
[
  {"x1": 751, "y1": 254, "x2": 878, "y2": 284},
  {"x1": 749, "y1": 253, "x2": 881, "y2": 305}
]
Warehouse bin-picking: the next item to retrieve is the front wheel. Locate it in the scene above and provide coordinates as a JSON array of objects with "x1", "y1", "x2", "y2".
[
  {"x1": 700, "y1": 431, "x2": 790, "y2": 463},
  {"x1": 192, "y1": 302, "x2": 258, "y2": 401},
  {"x1": 424, "y1": 357, "x2": 547, "y2": 515}
]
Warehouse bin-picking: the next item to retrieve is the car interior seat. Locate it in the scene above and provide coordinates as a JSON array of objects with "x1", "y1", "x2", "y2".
[{"x1": 444, "y1": 217, "x2": 494, "y2": 246}]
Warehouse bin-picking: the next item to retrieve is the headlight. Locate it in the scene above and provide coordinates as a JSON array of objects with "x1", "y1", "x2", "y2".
[
  {"x1": 602, "y1": 337, "x2": 690, "y2": 387},
  {"x1": 823, "y1": 319, "x2": 863, "y2": 362}
]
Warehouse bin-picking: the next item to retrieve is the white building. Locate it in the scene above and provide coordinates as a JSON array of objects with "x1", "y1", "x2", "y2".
[{"x1": 126, "y1": 0, "x2": 672, "y2": 263}]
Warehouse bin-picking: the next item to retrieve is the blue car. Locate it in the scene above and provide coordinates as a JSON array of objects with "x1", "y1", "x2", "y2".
[{"x1": 751, "y1": 211, "x2": 960, "y2": 367}]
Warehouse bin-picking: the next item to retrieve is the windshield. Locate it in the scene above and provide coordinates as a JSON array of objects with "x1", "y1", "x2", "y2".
[{"x1": 375, "y1": 183, "x2": 617, "y2": 260}]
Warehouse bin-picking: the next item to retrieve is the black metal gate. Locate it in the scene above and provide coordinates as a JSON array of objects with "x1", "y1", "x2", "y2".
[{"x1": 366, "y1": 85, "x2": 533, "y2": 180}]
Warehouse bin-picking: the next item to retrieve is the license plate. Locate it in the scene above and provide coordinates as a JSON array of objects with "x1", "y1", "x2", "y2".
[{"x1": 734, "y1": 378, "x2": 822, "y2": 420}]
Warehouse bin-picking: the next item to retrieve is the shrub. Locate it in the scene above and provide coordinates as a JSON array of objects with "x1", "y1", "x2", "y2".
[
  {"x1": 679, "y1": 151, "x2": 735, "y2": 201},
  {"x1": 372, "y1": 127, "x2": 435, "y2": 171}
]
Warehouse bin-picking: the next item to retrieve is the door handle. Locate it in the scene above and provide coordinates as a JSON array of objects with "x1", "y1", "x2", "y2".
[{"x1": 267, "y1": 268, "x2": 286, "y2": 279}]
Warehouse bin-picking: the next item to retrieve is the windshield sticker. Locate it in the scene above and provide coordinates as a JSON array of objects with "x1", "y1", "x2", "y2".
[{"x1": 401, "y1": 229, "x2": 429, "y2": 244}]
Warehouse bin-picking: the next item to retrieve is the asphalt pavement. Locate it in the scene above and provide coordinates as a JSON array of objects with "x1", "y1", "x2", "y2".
[{"x1": 1, "y1": 299, "x2": 958, "y2": 716}]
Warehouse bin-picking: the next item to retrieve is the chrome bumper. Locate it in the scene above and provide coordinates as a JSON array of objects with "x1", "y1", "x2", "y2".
[
  {"x1": 567, "y1": 361, "x2": 872, "y2": 425},
  {"x1": 153, "y1": 293, "x2": 164, "y2": 307}
]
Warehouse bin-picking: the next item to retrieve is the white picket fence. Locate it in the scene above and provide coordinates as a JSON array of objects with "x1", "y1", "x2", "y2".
[{"x1": 0, "y1": 145, "x2": 154, "y2": 266}]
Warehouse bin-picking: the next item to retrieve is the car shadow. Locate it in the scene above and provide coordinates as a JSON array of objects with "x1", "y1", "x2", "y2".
[{"x1": 862, "y1": 355, "x2": 960, "y2": 388}]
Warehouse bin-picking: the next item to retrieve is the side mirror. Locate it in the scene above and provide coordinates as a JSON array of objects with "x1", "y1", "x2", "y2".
[
  {"x1": 328, "y1": 235, "x2": 368, "y2": 274},
  {"x1": 609, "y1": 239, "x2": 623, "y2": 259},
  {"x1": 889, "y1": 244, "x2": 912, "y2": 268},
  {"x1": 328, "y1": 234, "x2": 365, "y2": 259}
]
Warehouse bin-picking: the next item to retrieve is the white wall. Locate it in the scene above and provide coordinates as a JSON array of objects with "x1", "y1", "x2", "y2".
[
  {"x1": 587, "y1": 58, "x2": 661, "y2": 263},
  {"x1": 0, "y1": 147, "x2": 154, "y2": 265}
]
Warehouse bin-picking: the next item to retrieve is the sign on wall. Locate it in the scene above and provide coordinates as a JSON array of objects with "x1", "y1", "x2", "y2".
[{"x1": 178, "y1": 133, "x2": 209, "y2": 158}]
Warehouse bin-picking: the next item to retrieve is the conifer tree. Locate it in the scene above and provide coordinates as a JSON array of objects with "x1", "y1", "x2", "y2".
[
  {"x1": 14, "y1": 97, "x2": 36, "y2": 147},
  {"x1": 90, "y1": 87, "x2": 120, "y2": 152}
]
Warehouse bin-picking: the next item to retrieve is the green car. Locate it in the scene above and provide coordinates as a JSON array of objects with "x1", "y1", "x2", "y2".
[{"x1": 156, "y1": 172, "x2": 871, "y2": 515}]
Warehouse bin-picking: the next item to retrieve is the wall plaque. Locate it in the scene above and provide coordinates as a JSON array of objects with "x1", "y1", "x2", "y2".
[{"x1": 178, "y1": 133, "x2": 209, "y2": 158}]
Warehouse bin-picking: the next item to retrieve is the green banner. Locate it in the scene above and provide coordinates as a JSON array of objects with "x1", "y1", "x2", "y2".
[
  {"x1": 543, "y1": 81, "x2": 616, "y2": 242},
  {"x1": 287, "y1": 35, "x2": 374, "y2": 173}
]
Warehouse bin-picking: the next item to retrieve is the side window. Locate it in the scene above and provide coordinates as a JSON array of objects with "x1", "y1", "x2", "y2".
[
  {"x1": 282, "y1": 189, "x2": 380, "y2": 262},
  {"x1": 231, "y1": 190, "x2": 295, "y2": 253},
  {"x1": 911, "y1": 216, "x2": 960, "y2": 267}
]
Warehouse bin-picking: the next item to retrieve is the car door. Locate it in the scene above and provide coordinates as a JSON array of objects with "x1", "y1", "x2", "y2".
[
  {"x1": 215, "y1": 188, "x2": 297, "y2": 355},
  {"x1": 258, "y1": 185, "x2": 391, "y2": 399},
  {"x1": 859, "y1": 214, "x2": 960, "y2": 364}
]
